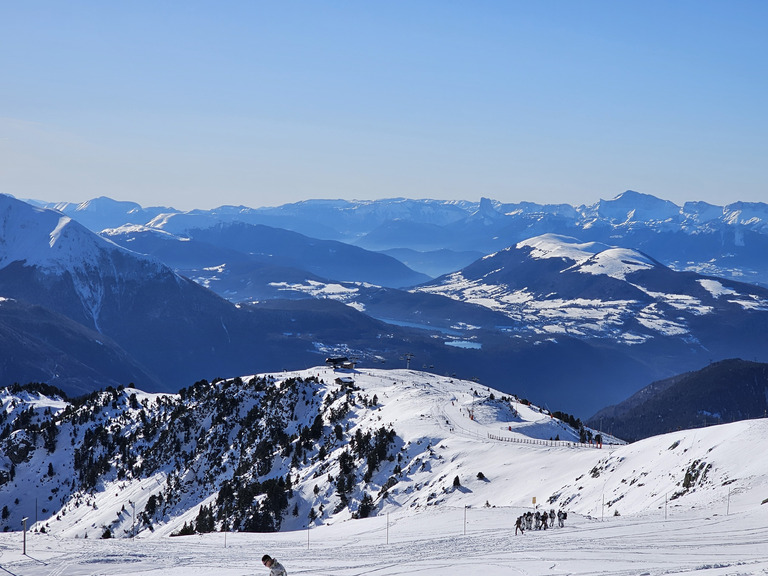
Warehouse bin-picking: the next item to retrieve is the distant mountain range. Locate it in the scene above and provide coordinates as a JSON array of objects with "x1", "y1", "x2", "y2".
[
  {"x1": 37, "y1": 191, "x2": 768, "y2": 285},
  {"x1": 0, "y1": 195, "x2": 404, "y2": 395},
  {"x1": 4, "y1": 191, "x2": 768, "y2": 417}
]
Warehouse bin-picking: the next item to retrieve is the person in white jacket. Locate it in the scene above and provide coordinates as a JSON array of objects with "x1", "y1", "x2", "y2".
[{"x1": 261, "y1": 555, "x2": 287, "y2": 576}]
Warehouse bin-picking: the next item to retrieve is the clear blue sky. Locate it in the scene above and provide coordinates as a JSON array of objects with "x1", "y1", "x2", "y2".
[{"x1": 2, "y1": 1, "x2": 767, "y2": 210}]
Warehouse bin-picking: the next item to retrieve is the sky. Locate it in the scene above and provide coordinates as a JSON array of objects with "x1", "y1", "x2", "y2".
[{"x1": 2, "y1": 1, "x2": 767, "y2": 211}]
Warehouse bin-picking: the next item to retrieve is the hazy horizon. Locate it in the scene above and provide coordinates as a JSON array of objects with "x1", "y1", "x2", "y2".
[{"x1": 17, "y1": 188, "x2": 767, "y2": 214}]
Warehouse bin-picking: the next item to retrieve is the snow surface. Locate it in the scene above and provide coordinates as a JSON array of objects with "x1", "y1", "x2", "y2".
[
  {"x1": 3, "y1": 367, "x2": 768, "y2": 575},
  {"x1": 574, "y1": 248, "x2": 656, "y2": 280},
  {"x1": 517, "y1": 234, "x2": 610, "y2": 262},
  {"x1": 2, "y1": 490, "x2": 767, "y2": 576},
  {"x1": 698, "y1": 279, "x2": 739, "y2": 299}
]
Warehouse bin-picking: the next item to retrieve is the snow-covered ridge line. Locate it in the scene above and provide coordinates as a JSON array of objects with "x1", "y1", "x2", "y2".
[{"x1": 35, "y1": 191, "x2": 768, "y2": 233}]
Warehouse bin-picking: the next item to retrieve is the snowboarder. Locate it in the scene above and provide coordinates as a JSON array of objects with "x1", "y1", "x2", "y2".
[{"x1": 262, "y1": 555, "x2": 287, "y2": 576}]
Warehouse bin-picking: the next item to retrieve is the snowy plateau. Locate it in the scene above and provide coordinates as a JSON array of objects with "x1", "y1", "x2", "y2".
[{"x1": 2, "y1": 368, "x2": 768, "y2": 575}]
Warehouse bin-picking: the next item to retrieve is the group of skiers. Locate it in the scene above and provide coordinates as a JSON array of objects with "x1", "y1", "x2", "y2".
[
  {"x1": 262, "y1": 508, "x2": 567, "y2": 572},
  {"x1": 263, "y1": 506, "x2": 566, "y2": 574},
  {"x1": 515, "y1": 509, "x2": 567, "y2": 534}
]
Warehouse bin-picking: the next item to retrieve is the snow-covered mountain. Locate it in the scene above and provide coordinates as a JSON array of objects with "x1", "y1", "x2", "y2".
[
  {"x1": 1, "y1": 367, "x2": 765, "y2": 546},
  {"x1": 1, "y1": 194, "x2": 171, "y2": 332},
  {"x1": 270, "y1": 233, "x2": 768, "y2": 414},
  {"x1": 6, "y1": 190, "x2": 768, "y2": 576},
  {"x1": 6, "y1": 194, "x2": 768, "y2": 416},
  {"x1": 414, "y1": 233, "x2": 768, "y2": 346},
  {"x1": 43, "y1": 197, "x2": 174, "y2": 233},
  {"x1": 1, "y1": 195, "x2": 387, "y2": 395}
]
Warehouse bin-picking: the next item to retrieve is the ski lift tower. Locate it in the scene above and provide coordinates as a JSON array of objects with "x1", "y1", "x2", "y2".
[{"x1": 401, "y1": 352, "x2": 414, "y2": 369}]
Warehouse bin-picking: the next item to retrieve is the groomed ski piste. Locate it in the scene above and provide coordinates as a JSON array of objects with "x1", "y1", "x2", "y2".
[{"x1": 2, "y1": 367, "x2": 768, "y2": 575}]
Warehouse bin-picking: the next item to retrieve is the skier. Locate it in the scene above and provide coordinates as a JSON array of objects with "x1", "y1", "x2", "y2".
[
  {"x1": 557, "y1": 510, "x2": 564, "y2": 528},
  {"x1": 262, "y1": 555, "x2": 287, "y2": 576},
  {"x1": 515, "y1": 515, "x2": 524, "y2": 535},
  {"x1": 549, "y1": 509, "x2": 555, "y2": 528}
]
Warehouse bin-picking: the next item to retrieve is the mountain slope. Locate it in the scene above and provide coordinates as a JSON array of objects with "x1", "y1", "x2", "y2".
[
  {"x1": 102, "y1": 221, "x2": 431, "y2": 295},
  {"x1": 186, "y1": 221, "x2": 431, "y2": 288},
  {"x1": 588, "y1": 359, "x2": 768, "y2": 441},
  {"x1": 100, "y1": 224, "x2": 332, "y2": 301},
  {"x1": 0, "y1": 297, "x2": 162, "y2": 395},
  {"x1": 1, "y1": 367, "x2": 765, "y2": 542},
  {"x1": 0, "y1": 196, "x2": 345, "y2": 392}
]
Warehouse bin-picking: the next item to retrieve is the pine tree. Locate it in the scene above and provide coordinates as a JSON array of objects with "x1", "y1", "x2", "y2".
[{"x1": 357, "y1": 493, "x2": 373, "y2": 518}]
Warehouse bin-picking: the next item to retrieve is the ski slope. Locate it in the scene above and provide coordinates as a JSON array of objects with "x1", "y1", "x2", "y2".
[
  {"x1": 2, "y1": 504, "x2": 767, "y2": 576},
  {"x1": 3, "y1": 367, "x2": 768, "y2": 574}
]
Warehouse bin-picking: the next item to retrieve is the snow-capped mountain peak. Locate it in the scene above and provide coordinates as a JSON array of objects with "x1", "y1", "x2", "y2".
[
  {"x1": 594, "y1": 190, "x2": 681, "y2": 223},
  {"x1": 518, "y1": 234, "x2": 658, "y2": 280},
  {"x1": 517, "y1": 233, "x2": 611, "y2": 263},
  {"x1": 0, "y1": 194, "x2": 180, "y2": 333},
  {"x1": 573, "y1": 248, "x2": 658, "y2": 280},
  {"x1": 1, "y1": 194, "x2": 121, "y2": 273}
]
